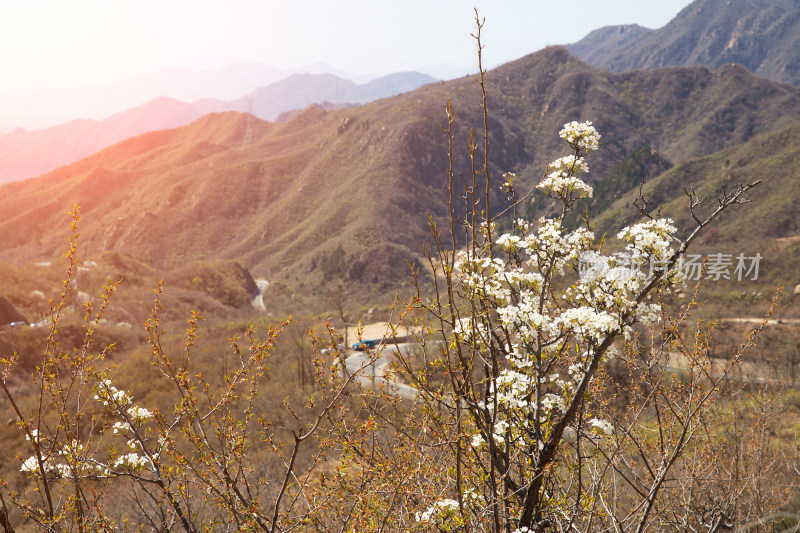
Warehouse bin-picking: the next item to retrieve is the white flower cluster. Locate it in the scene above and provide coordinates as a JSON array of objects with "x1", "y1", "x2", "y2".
[
  {"x1": 95, "y1": 379, "x2": 153, "y2": 434},
  {"x1": 20, "y1": 456, "x2": 71, "y2": 478},
  {"x1": 19, "y1": 455, "x2": 40, "y2": 473},
  {"x1": 537, "y1": 153, "x2": 593, "y2": 199},
  {"x1": 589, "y1": 417, "x2": 614, "y2": 437},
  {"x1": 100, "y1": 383, "x2": 157, "y2": 472},
  {"x1": 556, "y1": 307, "x2": 618, "y2": 343},
  {"x1": 617, "y1": 218, "x2": 677, "y2": 263},
  {"x1": 559, "y1": 120, "x2": 601, "y2": 152},
  {"x1": 112, "y1": 452, "x2": 152, "y2": 471},
  {"x1": 537, "y1": 174, "x2": 593, "y2": 200},
  {"x1": 570, "y1": 251, "x2": 665, "y2": 329},
  {"x1": 20, "y1": 380, "x2": 157, "y2": 480},
  {"x1": 112, "y1": 421, "x2": 132, "y2": 434},
  {"x1": 497, "y1": 233, "x2": 523, "y2": 253},
  {"x1": 550, "y1": 155, "x2": 589, "y2": 175},
  {"x1": 501, "y1": 171, "x2": 517, "y2": 194},
  {"x1": 415, "y1": 498, "x2": 459, "y2": 523},
  {"x1": 127, "y1": 405, "x2": 153, "y2": 423},
  {"x1": 455, "y1": 121, "x2": 680, "y2": 464},
  {"x1": 529, "y1": 219, "x2": 594, "y2": 274},
  {"x1": 454, "y1": 252, "x2": 508, "y2": 301},
  {"x1": 19, "y1": 439, "x2": 108, "y2": 478},
  {"x1": 453, "y1": 316, "x2": 489, "y2": 345},
  {"x1": 94, "y1": 379, "x2": 132, "y2": 407},
  {"x1": 578, "y1": 251, "x2": 638, "y2": 286},
  {"x1": 471, "y1": 366, "x2": 578, "y2": 453},
  {"x1": 61, "y1": 439, "x2": 86, "y2": 458}
]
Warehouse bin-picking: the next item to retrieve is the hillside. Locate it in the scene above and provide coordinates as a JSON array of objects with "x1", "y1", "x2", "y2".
[
  {"x1": 592, "y1": 119, "x2": 800, "y2": 311},
  {"x1": 0, "y1": 72, "x2": 436, "y2": 185},
  {"x1": 567, "y1": 0, "x2": 800, "y2": 87},
  {"x1": 595, "y1": 120, "x2": 800, "y2": 243},
  {"x1": 1, "y1": 47, "x2": 800, "y2": 301}
]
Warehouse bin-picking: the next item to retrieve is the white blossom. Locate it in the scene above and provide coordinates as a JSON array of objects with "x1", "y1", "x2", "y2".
[
  {"x1": 617, "y1": 218, "x2": 677, "y2": 263},
  {"x1": 550, "y1": 155, "x2": 589, "y2": 174},
  {"x1": 541, "y1": 393, "x2": 566, "y2": 414},
  {"x1": 19, "y1": 455, "x2": 71, "y2": 478},
  {"x1": 559, "y1": 121, "x2": 601, "y2": 152},
  {"x1": 415, "y1": 498, "x2": 460, "y2": 523},
  {"x1": 589, "y1": 417, "x2": 614, "y2": 437},
  {"x1": 20, "y1": 455, "x2": 40, "y2": 473},
  {"x1": 453, "y1": 316, "x2": 490, "y2": 345},
  {"x1": 94, "y1": 380, "x2": 132, "y2": 407},
  {"x1": 497, "y1": 233, "x2": 523, "y2": 253},
  {"x1": 60, "y1": 439, "x2": 86, "y2": 460},
  {"x1": 112, "y1": 421, "x2": 132, "y2": 435},
  {"x1": 537, "y1": 173, "x2": 593, "y2": 199},
  {"x1": 24, "y1": 428, "x2": 40, "y2": 443},
  {"x1": 127, "y1": 405, "x2": 153, "y2": 423},
  {"x1": 113, "y1": 452, "x2": 152, "y2": 471},
  {"x1": 557, "y1": 307, "x2": 618, "y2": 342},
  {"x1": 455, "y1": 121, "x2": 683, "y2": 476}
]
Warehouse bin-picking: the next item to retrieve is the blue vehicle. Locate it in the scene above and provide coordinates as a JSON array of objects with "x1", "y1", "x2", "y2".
[{"x1": 352, "y1": 339, "x2": 377, "y2": 351}]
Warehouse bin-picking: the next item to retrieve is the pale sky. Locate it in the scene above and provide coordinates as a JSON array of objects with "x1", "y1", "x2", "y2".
[{"x1": 0, "y1": 0, "x2": 693, "y2": 131}]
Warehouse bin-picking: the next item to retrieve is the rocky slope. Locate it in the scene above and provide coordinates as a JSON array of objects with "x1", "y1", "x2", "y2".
[{"x1": 567, "y1": 0, "x2": 800, "y2": 87}]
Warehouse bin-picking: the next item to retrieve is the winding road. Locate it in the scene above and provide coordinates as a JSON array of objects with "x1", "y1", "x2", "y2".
[
  {"x1": 251, "y1": 279, "x2": 269, "y2": 311},
  {"x1": 343, "y1": 342, "x2": 419, "y2": 401}
]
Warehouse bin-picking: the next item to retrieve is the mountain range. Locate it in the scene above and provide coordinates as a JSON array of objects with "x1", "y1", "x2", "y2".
[
  {"x1": 0, "y1": 61, "x2": 386, "y2": 133},
  {"x1": 5, "y1": 0, "x2": 798, "y2": 186},
  {"x1": 1, "y1": 46, "x2": 799, "y2": 294},
  {"x1": 0, "y1": 71, "x2": 437, "y2": 184},
  {"x1": 1, "y1": 0, "x2": 800, "y2": 320},
  {"x1": 567, "y1": 0, "x2": 800, "y2": 87}
]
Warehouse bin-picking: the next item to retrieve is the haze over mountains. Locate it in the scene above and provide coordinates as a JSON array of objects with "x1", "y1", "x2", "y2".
[
  {"x1": 0, "y1": 71, "x2": 437, "y2": 184},
  {"x1": 1, "y1": 0, "x2": 800, "y2": 318},
  {"x1": 2, "y1": 44, "x2": 799, "y2": 288},
  {"x1": 0, "y1": 61, "x2": 387, "y2": 133},
  {"x1": 4, "y1": 0, "x2": 797, "y2": 186}
]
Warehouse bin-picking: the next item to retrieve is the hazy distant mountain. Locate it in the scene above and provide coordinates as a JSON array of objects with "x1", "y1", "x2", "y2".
[
  {"x1": 0, "y1": 98, "x2": 202, "y2": 183},
  {"x1": 2, "y1": 47, "x2": 799, "y2": 289},
  {"x1": 193, "y1": 71, "x2": 438, "y2": 121},
  {"x1": 0, "y1": 71, "x2": 437, "y2": 184},
  {"x1": 0, "y1": 62, "x2": 378, "y2": 133},
  {"x1": 567, "y1": 0, "x2": 800, "y2": 87}
]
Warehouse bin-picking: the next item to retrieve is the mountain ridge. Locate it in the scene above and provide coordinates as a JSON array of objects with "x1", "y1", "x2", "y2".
[
  {"x1": 193, "y1": 71, "x2": 438, "y2": 119},
  {"x1": 567, "y1": 0, "x2": 800, "y2": 87},
  {"x1": 0, "y1": 71, "x2": 437, "y2": 184},
  {"x1": 1, "y1": 47, "x2": 799, "y2": 293}
]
